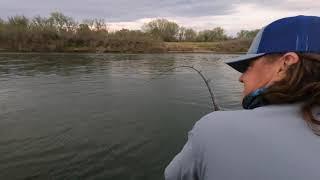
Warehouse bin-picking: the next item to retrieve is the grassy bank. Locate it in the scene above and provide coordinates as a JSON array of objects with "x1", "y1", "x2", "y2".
[
  {"x1": 164, "y1": 39, "x2": 251, "y2": 53},
  {"x1": 0, "y1": 40, "x2": 251, "y2": 54}
]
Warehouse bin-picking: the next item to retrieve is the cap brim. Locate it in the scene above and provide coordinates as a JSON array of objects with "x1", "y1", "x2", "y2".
[{"x1": 225, "y1": 53, "x2": 266, "y2": 73}]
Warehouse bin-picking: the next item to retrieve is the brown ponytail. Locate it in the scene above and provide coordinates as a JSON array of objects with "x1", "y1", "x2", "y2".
[{"x1": 262, "y1": 53, "x2": 320, "y2": 135}]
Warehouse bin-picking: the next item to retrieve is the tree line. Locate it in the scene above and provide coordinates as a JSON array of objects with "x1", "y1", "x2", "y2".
[
  {"x1": 142, "y1": 18, "x2": 259, "y2": 42},
  {"x1": 0, "y1": 12, "x2": 259, "y2": 52}
]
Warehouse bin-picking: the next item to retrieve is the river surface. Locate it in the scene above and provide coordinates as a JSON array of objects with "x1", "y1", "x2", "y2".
[{"x1": 0, "y1": 53, "x2": 242, "y2": 180}]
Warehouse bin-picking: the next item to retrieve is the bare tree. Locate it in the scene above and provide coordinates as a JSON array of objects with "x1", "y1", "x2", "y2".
[
  {"x1": 48, "y1": 12, "x2": 77, "y2": 33},
  {"x1": 143, "y1": 18, "x2": 179, "y2": 42},
  {"x1": 184, "y1": 28, "x2": 197, "y2": 42},
  {"x1": 197, "y1": 27, "x2": 228, "y2": 42},
  {"x1": 236, "y1": 29, "x2": 260, "y2": 40}
]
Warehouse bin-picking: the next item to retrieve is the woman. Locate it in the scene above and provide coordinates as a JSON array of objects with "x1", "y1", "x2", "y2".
[{"x1": 165, "y1": 15, "x2": 320, "y2": 180}]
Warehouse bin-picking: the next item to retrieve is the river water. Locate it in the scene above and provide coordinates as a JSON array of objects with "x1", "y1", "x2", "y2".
[{"x1": 0, "y1": 53, "x2": 242, "y2": 180}]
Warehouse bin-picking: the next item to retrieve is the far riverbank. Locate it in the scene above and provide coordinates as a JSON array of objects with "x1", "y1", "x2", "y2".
[{"x1": 0, "y1": 40, "x2": 250, "y2": 54}]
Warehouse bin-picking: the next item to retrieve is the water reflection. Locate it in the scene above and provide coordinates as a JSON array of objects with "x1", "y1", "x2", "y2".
[
  {"x1": 0, "y1": 53, "x2": 242, "y2": 180},
  {"x1": 0, "y1": 53, "x2": 238, "y2": 76},
  {"x1": 0, "y1": 53, "x2": 110, "y2": 77}
]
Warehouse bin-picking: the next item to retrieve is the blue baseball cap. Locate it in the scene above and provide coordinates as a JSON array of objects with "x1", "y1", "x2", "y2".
[{"x1": 226, "y1": 15, "x2": 320, "y2": 73}]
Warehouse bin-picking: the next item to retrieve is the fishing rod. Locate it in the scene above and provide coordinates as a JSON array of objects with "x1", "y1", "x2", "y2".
[{"x1": 151, "y1": 65, "x2": 221, "y2": 111}]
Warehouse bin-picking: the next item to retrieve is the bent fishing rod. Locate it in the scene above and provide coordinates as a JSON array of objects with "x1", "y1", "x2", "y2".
[{"x1": 151, "y1": 65, "x2": 221, "y2": 111}]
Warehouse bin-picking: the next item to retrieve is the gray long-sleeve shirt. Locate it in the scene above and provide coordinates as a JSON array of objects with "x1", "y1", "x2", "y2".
[{"x1": 165, "y1": 104, "x2": 320, "y2": 180}]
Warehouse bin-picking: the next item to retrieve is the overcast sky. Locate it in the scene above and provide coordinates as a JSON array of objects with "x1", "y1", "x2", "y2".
[{"x1": 0, "y1": 0, "x2": 319, "y2": 35}]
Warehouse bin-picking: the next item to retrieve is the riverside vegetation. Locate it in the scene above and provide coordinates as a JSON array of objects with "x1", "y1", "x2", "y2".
[{"x1": 0, "y1": 12, "x2": 259, "y2": 53}]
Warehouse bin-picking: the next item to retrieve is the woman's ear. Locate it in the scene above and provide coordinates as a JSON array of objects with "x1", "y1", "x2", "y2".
[
  {"x1": 274, "y1": 52, "x2": 300, "y2": 80},
  {"x1": 280, "y1": 52, "x2": 300, "y2": 70}
]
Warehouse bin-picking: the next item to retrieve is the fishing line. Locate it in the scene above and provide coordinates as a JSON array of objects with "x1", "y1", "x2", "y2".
[{"x1": 150, "y1": 65, "x2": 221, "y2": 111}]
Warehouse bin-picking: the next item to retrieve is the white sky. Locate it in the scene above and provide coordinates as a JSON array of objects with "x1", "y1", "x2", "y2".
[{"x1": 0, "y1": 0, "x2": 319, "y2": 36}]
